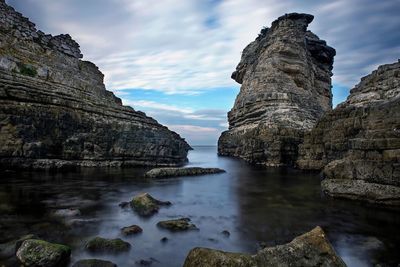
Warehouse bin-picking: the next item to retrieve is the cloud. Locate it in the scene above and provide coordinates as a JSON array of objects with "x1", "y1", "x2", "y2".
[{"x1": 6, "y1": 0, "x2": 400, "y2": 144}]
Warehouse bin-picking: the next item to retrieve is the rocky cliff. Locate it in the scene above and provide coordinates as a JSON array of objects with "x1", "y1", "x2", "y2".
[
  {"x1": 0, "y1": 1, "x2": 191, "y2": 169},
  {"x1": 297, "y1": 61, "x2": 400, "y2": 205},
  {"x1": 218, "y1": 13, "x2": 335, "y2": 166}
]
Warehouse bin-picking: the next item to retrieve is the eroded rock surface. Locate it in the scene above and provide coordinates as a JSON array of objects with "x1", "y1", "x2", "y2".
[
  {"x1": 85, "y1": 237, "x2": 130, "y2": 254},
  {"x1": 16, "y1": 239, "x2": 71, "y2": 267},
  {"x1": 0, "y1": 1, "x2": 190, "y2": 169},
  {"x1": 144, "y1": 167, "x2": 225, "y2": 178},
  {"x1": 130, "y1": 193, "x2": 171, "y2": 217},
  {"x1": 157, "y1": 218, "x2": 198, "y2": 232},
  {"x1": 297, "y1": 61, "x2": 400, "y2": 205},
  {"x1": 183, "y1": 226, "x2": 346, "y2": 267},
  {"x1": 72, "y1": 259, "x2": 117, "y2": 267},
  {"x1": 218, "y1": 13, "x2": 335, "y2": 166}
]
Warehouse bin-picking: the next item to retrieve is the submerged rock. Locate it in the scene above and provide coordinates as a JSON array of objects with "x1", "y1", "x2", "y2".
[
  {"x1": 157, "y1": 218, "x2": 198, "y2": 232},
  {"x1": 183, "y1": 226, "x2": 346, "y2": 267},
  {"x1": 218, "y1": 13, "x2": 335, "y2": 166},
  {"x1": 16, "y1": 239, "x2": 71, "y2": 267},
  {"x1": 121, "y1": 225, "x2": 143, "y2": 235},
  {"x1": 51, "y1": 208, "x2": 81, "y2": 218},
  {"x1": 130, "y1": 193, "x2": 171, "y2": 217},
  {"x1": 145, "y1": 167, "x2": 225, "y2": 178},
  {"x1": 297, "y1": 61, "x2": 400, "y2": 205},
  {"x1": 0, "y1": 1, "x2": 191, "y2": 170},
  {"x1": 85, "y1": 237, "x2": 130, "y2": 253},
  {"x1": 72, "y1": 259, "x2": 117, "y2": 267}
]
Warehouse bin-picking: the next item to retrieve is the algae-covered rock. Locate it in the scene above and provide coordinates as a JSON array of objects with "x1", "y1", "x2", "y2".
[
  {"x1": 183, "y1": 226, "x2": 346, "y2": 267},
  {"x1": 121, "y1": 225, "x2": 143, "y2": 235},
  {"x1": 16, "y1": 239, "x2": 71, "y2": 267},
  {"x1": 130, "y1": 193, "x2": 171, "y2": 217},
  {"x1": 72, "y1": 259, "x2": 117, "y2": 267},
  {"x1": 85, "y1": 237, "x2": 130, "y2": 253},
  {"x1": 145, "y1": 167, "x2": 225, "y2": 178},
  {"x1": 157, "y1": 218, "x2": 198, "y2": 232}
]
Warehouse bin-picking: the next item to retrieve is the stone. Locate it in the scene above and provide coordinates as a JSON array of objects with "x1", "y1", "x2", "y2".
[
  {"x1": 160, "y1": 237, "x2": 168, "y2": 243},
  {"x1": 118, "y1": 202, "x2": 129, "y2": 208},
  {"x1": 52, "y1": 208, "x2": 81, "y2": 218},
  {"x1": 183, "y1": 226, "x2": 346, "y2": 267},
  {"x1": 85, "y1": 237, "x2": 130, "y2": 253},
  {"x1": 72, "y1": 259, "x2": 117, "y2": 267},
  {"x1": 157, "y1": 218, "x2": 198, "y2": 232},
  {"x1": 16, "y1": 239, "x2": 71, "y2": 267},
  {"x1": 130, "y1": 193, "x2": 171, "y2": 217},
  {"x1": 297, "y1": 61, "x2": 400, "y2": 205},
  {"x1": 144, "y1": 167, "x2": 225, "y2": 178},
  {"x1": 0, "y1": 1, "x2": 191, "y2": 170},
  {"x1": 221, "y1": 230, "x2": 230, "y2": 237},
  {"x1": 121, "y1": 225, "x2": 143, "y2": 235},
  {"x1": 218, "y1": 13, "x2": 335, "y2": 166}
]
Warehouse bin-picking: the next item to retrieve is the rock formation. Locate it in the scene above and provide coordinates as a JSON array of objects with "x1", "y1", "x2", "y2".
[
  {"x1": 297, "y1": 61, "x2": 400, "y2": 205},
  {"x1": 0, "y1": 1, "x2": 190, "y2": 169},
  {"x1": 183, "y1": 226, "x2": 346, "y2": 267},
  {"x1": 144, "y1": 167, "x2": 225, "y2": 178},
  {"x1": 218, "y1": 13, "x2": 335, "y2": 166}
]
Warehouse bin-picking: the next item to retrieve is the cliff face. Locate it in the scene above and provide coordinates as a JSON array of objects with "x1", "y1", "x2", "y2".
[
  {"x1": 218, "y1": 13, "x2": 335, "y2": 166},
  {"x1": 0, "y1": 1, "x2": 191, "y2": 169},
  {"x1": 297, "y1": 61, "x2": 400, "y2": 205}
]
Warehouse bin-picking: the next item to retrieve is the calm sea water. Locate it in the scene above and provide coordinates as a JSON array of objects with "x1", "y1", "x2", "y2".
[{"x1": 0, "y1": 146, "x2": 399, "y2": 267}]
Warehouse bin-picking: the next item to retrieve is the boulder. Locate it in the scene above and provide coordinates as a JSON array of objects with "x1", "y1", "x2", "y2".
[
  {"x1": 72, "y1": 259, "x2": 117, "y2": 267},
  {"x1": 157, "y1": 218, "x2": 198, "y2": 232},
  {"x1": 16, "y1": 239, "x2": 71, "y2": 267},
  {"x1": 85, "y1": 237, "x2": 130, "y2": 253},
  {"x1": 145, "y1": 167, "x2": 225, "y2": 178},
  {"x1": 130, "y1": 193, "x2": 171, "y2": 217},
  {"x1": 121, "y1": 225, "x2": 143, "y2": 235},
  {"x1": 183, "y1": 226, "x2": 346, "y2": 267}
]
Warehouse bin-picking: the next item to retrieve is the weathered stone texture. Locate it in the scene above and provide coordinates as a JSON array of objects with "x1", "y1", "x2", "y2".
[
  {"x1": 297, "y1": 61, "x2": 400, "y2": 205},
  {"x1": 183, "y1": 226, "x2": 346, "y2": 267},
  {"x1": 218, "y1": 13, "x2": 335, "y2": 166},
  {"x1": 0, "y1": 1, "x2": 190, "y2": 169}
]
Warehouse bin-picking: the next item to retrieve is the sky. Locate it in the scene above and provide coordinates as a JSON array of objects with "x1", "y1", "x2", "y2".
[{"x1": 6, "y1": 0, "x2": 400, "y2": 145}]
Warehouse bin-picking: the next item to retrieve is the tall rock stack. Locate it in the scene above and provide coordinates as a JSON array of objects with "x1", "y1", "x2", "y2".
[
  {"x1": 0, "y1": 1, "x2": 191, "y2": 169},
  {"x1": 297, "y1": 61, "x2": 400, "y2": 205},
  {"x1": 218, "y1": 13, "x2": 335, "y2": 166}
]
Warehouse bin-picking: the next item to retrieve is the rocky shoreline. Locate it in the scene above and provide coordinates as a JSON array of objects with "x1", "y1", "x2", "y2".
[{"x1": 0, "y1": 0, "x2": 191, "y2": 170}]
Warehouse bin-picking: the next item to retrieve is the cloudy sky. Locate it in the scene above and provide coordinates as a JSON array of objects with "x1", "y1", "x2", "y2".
[{"x1": 7, "y1": 0, "x2": 400, "y2": 145}]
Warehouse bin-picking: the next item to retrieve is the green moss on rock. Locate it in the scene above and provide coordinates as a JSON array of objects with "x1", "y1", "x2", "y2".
[{"x1": 16, "y1": 239, "x2": 71, "y2": 267}]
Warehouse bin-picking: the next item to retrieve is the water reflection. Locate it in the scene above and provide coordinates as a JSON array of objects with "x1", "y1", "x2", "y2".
[{"x1": 0, "y1": 146, "x2": 399, "y2": 267}]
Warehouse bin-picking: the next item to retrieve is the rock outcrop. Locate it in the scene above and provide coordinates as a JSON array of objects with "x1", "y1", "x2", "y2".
[
  {"x1": 297, "y1": 61, "x2": 400, "y2": 205},
  {"x1": 183, "y1": 226, "x2": 346, "y2": 267},
  {"x1": 130, "y1": 193, "x2": 171, "y2": 217},
  {"x1": 0, "y1": 1, "x2": 190, "y2": 169},
  {"x1": 144, "y1": 167, "x2": 225, "y2": 178},
  {"x1": 218, "y1": 13, "x2": 335, "y2": 166}
]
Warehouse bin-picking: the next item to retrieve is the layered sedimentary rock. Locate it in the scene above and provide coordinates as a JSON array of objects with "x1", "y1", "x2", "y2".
[
  {"x1": 0, "y1": 1, "x2": 190, "y2": 169},
  {"x1": 297, "y1": 61, "x2": 400, "y2": 205},
  {"x1": 218, "y1": 13, "x2": 335, "y2": 166}
]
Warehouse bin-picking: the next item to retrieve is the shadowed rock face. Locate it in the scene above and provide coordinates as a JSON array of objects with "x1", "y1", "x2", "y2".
[
  {"x1": 218, "y1": 13, "x2": 335, "y2": 166},
  {"x1": 297, "y1": 61, "x2": 400, "y2": 205},
  {"x1": 0, "y1": 1, "x2": 191, "y2": 169}
]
